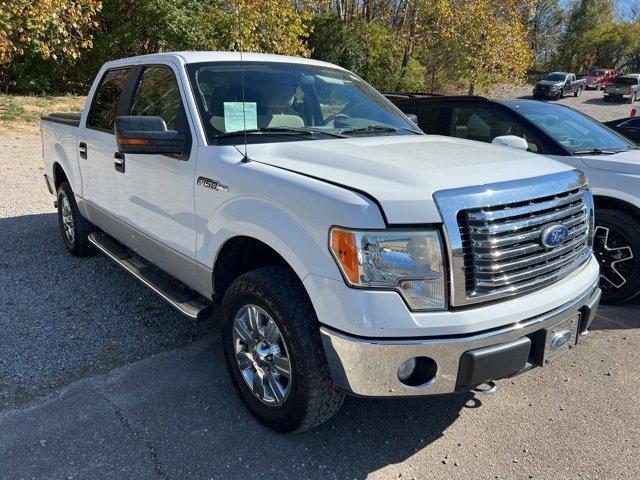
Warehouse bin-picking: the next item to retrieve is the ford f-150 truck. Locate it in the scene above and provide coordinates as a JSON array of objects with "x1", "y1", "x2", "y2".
[
  {"x1": 533, "y1": 72, "x2": 585, "y2": 99},
  {"x1": 41, "y1": 52, "x2": 601, "y2": 432}
]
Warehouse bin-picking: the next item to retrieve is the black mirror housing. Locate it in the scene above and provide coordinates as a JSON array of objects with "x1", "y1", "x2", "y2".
[{"x1": 115, "y1": 116, "x2": 188, "y2": 157}]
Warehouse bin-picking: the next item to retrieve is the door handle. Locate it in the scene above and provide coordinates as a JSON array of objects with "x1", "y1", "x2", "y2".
[
  {"x1": 114, "y1": 152, "x2": 125, "y2": 173},
  {"x1": 79, "y1": 142, "x2": 87, "y2": 159}
]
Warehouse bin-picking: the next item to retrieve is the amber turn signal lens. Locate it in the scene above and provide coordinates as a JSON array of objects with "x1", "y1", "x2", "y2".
[
  {"x1": 330, "y1": 228, "x2": 360, "y2": 284},
  {"x1": 118, "y1": 137, "x2": 150, "y2": 145}
]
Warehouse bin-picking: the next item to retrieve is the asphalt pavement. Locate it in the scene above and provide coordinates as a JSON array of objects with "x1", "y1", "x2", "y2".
[{"x1": 0, "y1": 91, "x2": 638, "y2": 479}]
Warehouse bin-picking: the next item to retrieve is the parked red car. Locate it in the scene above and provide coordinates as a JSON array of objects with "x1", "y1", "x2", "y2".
[{"x1": 585, "y1": 68, "x2": 619, "y2": 90}]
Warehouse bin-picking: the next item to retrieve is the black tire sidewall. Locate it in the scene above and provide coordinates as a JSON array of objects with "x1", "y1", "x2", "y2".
[
  {"x1": 595, "y1": 209, "x2": 640, "y2": 304},
  {"x1": 57, "y1": 183, "x2": 77, "y2": 254},
  {"x1": 220, "y1": 274, "x2": 312, "y2": 431}
]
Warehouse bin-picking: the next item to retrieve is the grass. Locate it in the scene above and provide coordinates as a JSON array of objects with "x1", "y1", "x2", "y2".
[{"x1": 0, "y1": 94, "x2": 85, "y2": 124}]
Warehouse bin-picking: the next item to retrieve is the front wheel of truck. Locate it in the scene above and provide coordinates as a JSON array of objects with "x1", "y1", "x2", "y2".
[
  {"x1": 56, "y1": 182, "x2": 96, "y2": 257},
  {"x1": 595, "y1": 209, "x2": 640, "y2": 304},
  {"x1": 221, "y1": 266, "x2": 344, "y2": 432}
]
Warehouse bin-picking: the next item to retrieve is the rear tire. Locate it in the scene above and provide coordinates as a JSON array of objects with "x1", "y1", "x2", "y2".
[
  {"x1": 221, "y1": 266, "x2": 344, "y2": 432},
  {"x1": 594, "y1": 209, "x2": 640, "y2": 304},
  {"x1": 57, "y1": 182, "x2": 96, "y2": 256},
  {"x1": 574, "y1": 87, "x2": 581, "y2": 97}
]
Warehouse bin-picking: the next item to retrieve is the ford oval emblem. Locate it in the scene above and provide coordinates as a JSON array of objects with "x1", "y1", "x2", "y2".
[
  {"x1": 540, "y1": 224, "x2": 569, "y2": 248},
  {"x1": 550, "y1": 329, "x2": 573, "y2": 350}
]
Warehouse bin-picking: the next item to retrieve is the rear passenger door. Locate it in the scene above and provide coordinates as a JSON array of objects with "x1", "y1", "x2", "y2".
[
  {"x1": 79, "y1": 67, "x2": 131, "y2": 216},
  {"x1": 447, "y1": 105, "x2": 544, "y2": 153},
  {"x1": 114, "y1": 63, "x2": 198, "y2": 287}
]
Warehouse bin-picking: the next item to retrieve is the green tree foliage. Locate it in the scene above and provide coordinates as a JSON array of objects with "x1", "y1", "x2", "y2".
[
  {"x1": 0, "y1": 0, "x2": 101, "y2": 93},
  {"x1": 557, "y1": 0, "x2": 615, "y2": 71},
  {"x1": 7, "y1": 0, "x2": 638, "y2": 96}
]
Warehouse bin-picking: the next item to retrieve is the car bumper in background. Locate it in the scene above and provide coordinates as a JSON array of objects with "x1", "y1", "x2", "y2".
[{"x1": 320, "y1": 283, "x2": 601, "y2": 397}]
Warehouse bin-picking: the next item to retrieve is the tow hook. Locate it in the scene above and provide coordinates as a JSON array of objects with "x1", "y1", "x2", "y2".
[{"x1": 474, "y1": 380, "x2": 498, "y2": 396}]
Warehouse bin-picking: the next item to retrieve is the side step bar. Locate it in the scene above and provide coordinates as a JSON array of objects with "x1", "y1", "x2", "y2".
[{"x1": 88, "y1": 232, "x2": 212, "y2": 321}]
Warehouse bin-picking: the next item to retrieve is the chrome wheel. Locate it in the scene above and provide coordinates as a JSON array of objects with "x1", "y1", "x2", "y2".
[
  {"x1": 60, "y1": 195, "x2": 75, "y2": 244},
  {"x1": 233, "y1": 304, "x2": 291, "y2": 406},
  {"x1": 594, "y1": 225, "x2": 634, "y2": 291}
]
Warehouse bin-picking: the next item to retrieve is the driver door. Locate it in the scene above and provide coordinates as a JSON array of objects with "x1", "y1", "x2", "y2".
[{"x1": 114, "y1": 63, "x2": 198, "y2": 289}]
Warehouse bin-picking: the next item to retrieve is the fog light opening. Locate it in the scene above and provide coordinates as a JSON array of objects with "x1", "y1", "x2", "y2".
[{"x1": 397, "y1": 356, "x2": 437, "y2": 387}]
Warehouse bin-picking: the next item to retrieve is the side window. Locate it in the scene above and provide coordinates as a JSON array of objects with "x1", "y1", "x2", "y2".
[
  {"x1": 87, "y1": 68, "x2": 130, "y2": 132},
  {"x1": 129, "y1": 66, "x2": 187, "y2": 131},
  {"x1": 449, "y1": 107, "x2": 543, "y2": 153},
  {"x1": 398, "y1": 106, "x2": 440, "y2": 134}
]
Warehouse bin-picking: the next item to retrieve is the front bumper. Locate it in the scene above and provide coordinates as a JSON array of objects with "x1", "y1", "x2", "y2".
[
  {"x1": 604, "y1": 92, "x2": 631, "y2": 100},
  {"x1": 320, "y1": 282, "x2": 600, "y2": 397}
]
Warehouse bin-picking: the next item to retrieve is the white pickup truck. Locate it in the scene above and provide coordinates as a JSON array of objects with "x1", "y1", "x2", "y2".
[{"x1": 41, "y1": 52, "x2": 601, "y2": 432}]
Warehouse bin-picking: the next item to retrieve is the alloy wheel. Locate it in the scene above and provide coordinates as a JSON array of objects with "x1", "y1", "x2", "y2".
[
  {"x1": 594, "y1": 225, "x2": 635, "y2": 292},
  {"x1": 60, "y1": 195, "x2": 75, "y2": 244},
  {"x1": 233, "y1": 304, "x2": 292, "y2": 406}
]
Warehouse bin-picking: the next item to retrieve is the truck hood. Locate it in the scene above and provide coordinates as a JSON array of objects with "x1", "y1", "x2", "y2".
[
  {"x1": 579, "y1": 149, "x2": 640, "y2": 175},
  {"x1": 537, "y1": 80, "x2": 562, "y2": 87},
  {"x1": 246, "y1": 135, "x2": 572, "y2": 224}
]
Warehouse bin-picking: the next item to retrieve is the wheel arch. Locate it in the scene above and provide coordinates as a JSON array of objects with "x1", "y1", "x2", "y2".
[
  {"x1": 212, "y1": 235, "x2": 304, "y2": 304},
  {"x1": 593, "y1": 195, "x2": 640, "y2": 221},
  {"x1": 53, "y1": 162, "x2": 69, "y2": 192}
]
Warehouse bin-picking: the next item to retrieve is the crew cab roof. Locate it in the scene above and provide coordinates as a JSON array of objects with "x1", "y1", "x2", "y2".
[{"x1": 100, "y1": 51, "x2": 345, "y2": 71}]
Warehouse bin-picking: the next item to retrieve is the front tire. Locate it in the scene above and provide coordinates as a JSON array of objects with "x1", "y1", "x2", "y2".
[
  {"x1": 221, "y1": 266, "x2": 344, "y2": 432},
  {"x1": 56, "y1": 182, "x2": 96, "y2": 256},
  {"x1": 594, "y1": 209, "x2": 640, "y2": 304}
]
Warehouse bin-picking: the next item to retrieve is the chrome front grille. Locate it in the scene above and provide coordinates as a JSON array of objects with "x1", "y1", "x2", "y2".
[
  {"x1": 433, "y1": 170, "x2": 594, "y2": 307},
  {"x1": 459, "y1": 188, "x2": 591, "y2": 299}
]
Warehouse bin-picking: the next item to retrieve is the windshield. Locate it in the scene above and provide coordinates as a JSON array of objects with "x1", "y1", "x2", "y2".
[
  {"x1": 513, "y1": 102, "x2": 635, "y2": 154},
  {"x1": 613, "y1": 77, "x2": 639, "y2": 86},
  {"x1": 543, "y1": 73, "x2": 567, "y2": 82},
  {"x1": 588, "y1": 70, "x2": 605, "y2": 76},
  {"x1": 186, "y1": 61, "x2": 418, "y2": 144}
]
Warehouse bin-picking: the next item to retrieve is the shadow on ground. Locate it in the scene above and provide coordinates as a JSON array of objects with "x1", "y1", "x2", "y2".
[
  {"x1": 0, "y1": 212, "x2": 211, "y2": 409},
  {"x1": 0, "y1": 337, "x2": 473, "y2": 480}
]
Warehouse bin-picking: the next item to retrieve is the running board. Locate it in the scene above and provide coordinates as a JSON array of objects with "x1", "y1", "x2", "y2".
[{"x1": 88, "y1": 232, "x2": 212, "y2": 321}]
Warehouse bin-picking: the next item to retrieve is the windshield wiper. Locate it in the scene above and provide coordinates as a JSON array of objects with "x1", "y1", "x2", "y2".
[
  {"x1": 340, "y1": 124, "x2": 422, "y2": 136},
  {"x1": 215, "y1": 126, "x2": 347, "y2": 139},
  {"x1": 573, "y1": 148, "x2": 622, "y2": 155}
]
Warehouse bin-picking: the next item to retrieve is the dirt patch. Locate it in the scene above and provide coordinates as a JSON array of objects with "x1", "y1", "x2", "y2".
[{"x1": 0, "y1": 94, "x2": 85, "y2": 137}]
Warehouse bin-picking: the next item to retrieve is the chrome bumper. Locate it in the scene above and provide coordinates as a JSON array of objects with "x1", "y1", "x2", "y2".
[{"x1": 320, "y1": 283, "x2": 601, "y2": 397}]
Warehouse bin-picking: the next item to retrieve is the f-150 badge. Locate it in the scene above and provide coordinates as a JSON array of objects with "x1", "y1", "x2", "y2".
[{"x1": 197, "y1": 176, "x2": 229, "y2": 192}]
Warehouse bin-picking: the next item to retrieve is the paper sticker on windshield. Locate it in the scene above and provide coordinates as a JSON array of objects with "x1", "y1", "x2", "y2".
[{"x1": 224, "y1": 102, "x2": 257, "y2": 132}]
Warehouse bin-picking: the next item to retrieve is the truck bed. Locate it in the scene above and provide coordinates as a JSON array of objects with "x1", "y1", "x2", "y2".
[{"x1": 41, "y1": 112, "x2": 82, "y2": 128}]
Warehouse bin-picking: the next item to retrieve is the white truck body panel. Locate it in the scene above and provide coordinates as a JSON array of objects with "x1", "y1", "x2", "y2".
[{"x1": 40, "y1": 52, "x2": 601, "y2": 402}]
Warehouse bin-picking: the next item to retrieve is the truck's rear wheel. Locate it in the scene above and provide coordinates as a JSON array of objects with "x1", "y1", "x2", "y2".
[
  {"x1": 594, "y1": 209, "x2": 640, "y2": 304},
  {"x1": 56, "y1": 182, "x2": 96, "y2": 256},
  {"x1": 221, "y1": 266, "x2": 344, "y2": 432}
]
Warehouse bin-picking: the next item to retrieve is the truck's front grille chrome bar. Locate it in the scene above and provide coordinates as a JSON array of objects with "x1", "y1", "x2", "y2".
[{"x1": 434, "y1": 170, "x2": 594, "y2": 307}]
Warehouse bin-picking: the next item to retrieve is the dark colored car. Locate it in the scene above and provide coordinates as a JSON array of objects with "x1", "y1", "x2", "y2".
[
  {"x1": 533, "y1": 72, "x2": 584, "y2": 99},
  {"x1": 604, "y1": 116, "x2": 640, "y2": 143},
  {"x1": 389, "y1": 94, "x2": 640, "y2": 303}
]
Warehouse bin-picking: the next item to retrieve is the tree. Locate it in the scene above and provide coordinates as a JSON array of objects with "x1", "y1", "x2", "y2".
[
  {"x1": 0, "y1": 0, "x2": 101, "y2": 92},
  {"x1": 526, "y1": 0, "x2": 565, "y2": 68},
  {"x1": 437, "y1": 0, "x2": 534, "y2": 94},
  {"x1": 557, "y1": 0, "x2": 615, "y2": 71}
]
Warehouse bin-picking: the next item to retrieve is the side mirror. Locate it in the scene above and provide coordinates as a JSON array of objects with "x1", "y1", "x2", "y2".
[
  {"x1": 115, "y1": 116, "x2": 187, "y2": 157},
  {"x1": 492, "y1": 135, "x2": 529, "y2": 151},
  {"x1": 406, "y1": 113, "x2": 419, "y2": 128}
]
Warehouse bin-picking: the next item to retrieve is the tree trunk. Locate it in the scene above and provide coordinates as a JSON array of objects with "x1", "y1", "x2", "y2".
[{"x1": 468, "y1": 83, "x2": 475, "y2": 95}]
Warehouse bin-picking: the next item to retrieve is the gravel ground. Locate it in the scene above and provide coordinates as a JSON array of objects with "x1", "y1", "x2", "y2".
[
  {"x1": 0, "y1": 133, "x2": 211, "y2": 409},
  {"x1": 0, "y1": 93, "x2": 639, "y2": 479}
]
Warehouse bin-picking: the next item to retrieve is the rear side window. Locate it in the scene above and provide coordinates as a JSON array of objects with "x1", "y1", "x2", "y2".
[
  {"x1": 87, "y1": 68, "x2": 130, "y2": 132},
  {"x1": 449, "y1": 106, "x2": 543, "y2": 153},
  {"x1": 400, "y1": 106, "x2": 441, "y2": 134},
  {"x1": 129, "y1": 65, "x2": 187, "y2": 131}
]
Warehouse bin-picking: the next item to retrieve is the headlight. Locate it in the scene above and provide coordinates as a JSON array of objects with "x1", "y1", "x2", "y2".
[{"x1": 329, "y1": 227, "x2": 446, "y2": 310}]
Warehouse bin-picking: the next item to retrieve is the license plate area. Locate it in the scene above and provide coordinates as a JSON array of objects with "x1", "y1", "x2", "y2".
[{"x1": 542, "y1": 314, "x2": 580, "y2": 365}]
